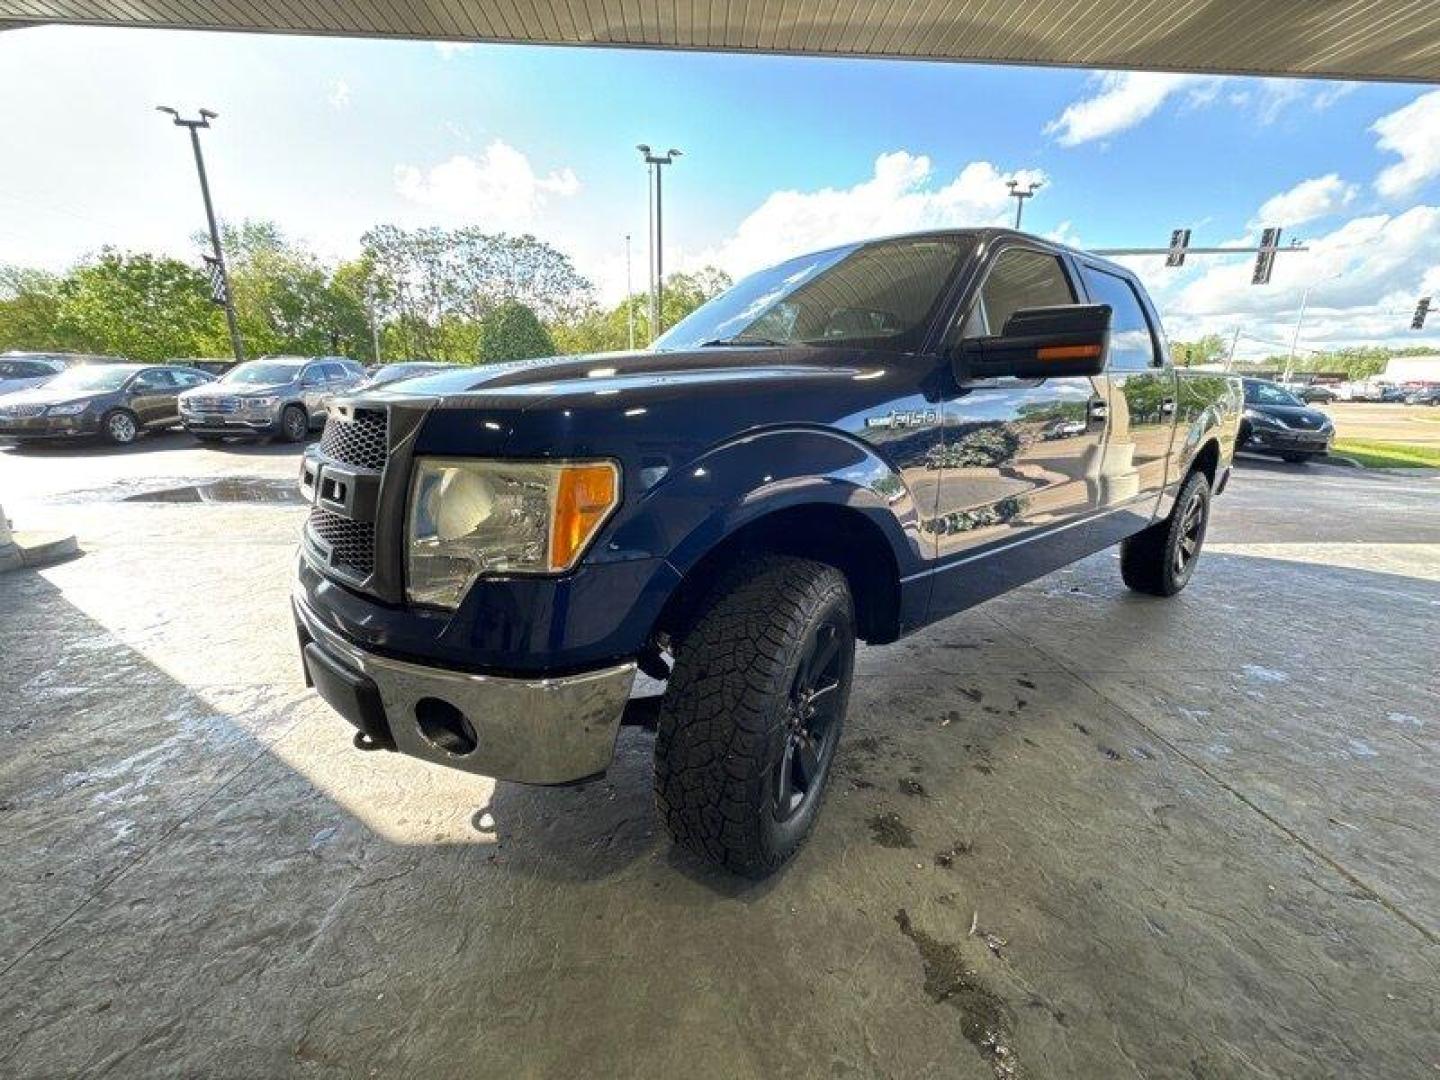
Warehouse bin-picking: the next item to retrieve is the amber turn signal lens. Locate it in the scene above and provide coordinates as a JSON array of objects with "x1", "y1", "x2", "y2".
[
  {"x1": 1036, "y1": 343, "x2": 1103, "y2": 361},
  {"x1": 549, "y1": 463, "x2": 620, "y2": 571}
]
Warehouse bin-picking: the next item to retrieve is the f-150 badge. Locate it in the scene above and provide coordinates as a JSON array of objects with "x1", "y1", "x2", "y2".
[{"x1": 866, "y1": 409, "x2": 937, "y2": 430}]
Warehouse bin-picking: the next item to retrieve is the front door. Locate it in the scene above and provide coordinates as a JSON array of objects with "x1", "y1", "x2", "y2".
[
  {"x1": 127, "y1": 370, "x2": 177, "y2": 427},
  {"x1": 1075, "y1": 263, "x2": 1177, "y2": 527},
  {"x1": 927, "y1": 243, "x2": 1110, "y2": 620}
]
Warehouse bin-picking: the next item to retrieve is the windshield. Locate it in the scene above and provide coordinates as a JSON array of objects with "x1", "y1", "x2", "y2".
[
  {"x1": 653, "y1": 236, "x2": 976, "y2": 354},
  {"x1": 368, "y1": 364, "x2": 446, "y2": 386},
  {"x1": 224, "y1": 361, "x2": 304, "y2": 385},
  {"x1": 43, "y1": 366, "x2": 133, "y2": 392},
  {"x1": 1245, "y1": 381, "x2": 1303, "y2": 407}
]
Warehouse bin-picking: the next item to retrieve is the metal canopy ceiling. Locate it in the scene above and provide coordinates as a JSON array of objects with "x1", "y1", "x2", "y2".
[{"x1": 2, "y1": 0, "x2": 1439, "y2": 82}]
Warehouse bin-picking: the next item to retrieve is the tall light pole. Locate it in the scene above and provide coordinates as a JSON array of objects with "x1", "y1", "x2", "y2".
[
  {"x1": 625, "y1": 233, "x2": 635, "y2": 350},
  {"x1": 1006, "y1": 179, "x2": 1042, "y2": 230},
  {"x1": 157, "y1": 106, "x2": 244, "y2": 365},
  {"x1": 637, "y1": 145, "x2": 681, "y2": 341}
]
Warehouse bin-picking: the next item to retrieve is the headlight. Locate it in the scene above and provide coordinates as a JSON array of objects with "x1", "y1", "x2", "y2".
[
  {"x1": 1243, "y1": 407, "x2": 1284, "y2": 428},
  {"x1": 245, "y1": 396, "x2": 278, "y2": 410},
  {"x1": 406, "y1": 459, "x2": 620, "y2": 608},
  {"x1": 46, "y1": 403, "x2": 88, "y2": 416}
]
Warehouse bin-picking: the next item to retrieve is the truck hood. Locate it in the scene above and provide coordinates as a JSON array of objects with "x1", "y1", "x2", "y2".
[
  {"x1": 361, "y1": 346, "x2": 872, "y2": 405},
  {"x1": 377, "y1": 345, "x2": 939, "y2": 468}
]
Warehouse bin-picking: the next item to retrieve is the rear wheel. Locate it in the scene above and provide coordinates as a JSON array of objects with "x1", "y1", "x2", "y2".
[
  {"x1": 654, "y1": 555, "x2": 855, "y2": 878},
  {"x1": 278, "y1": 404, "x2": 309, "y2": 443},
  {"x1": 1120, "y1": 470, "x2": 1211, "y2": 597},
  {"x1": 101, "y1": 409, "x2": 139, "y2": 446}
]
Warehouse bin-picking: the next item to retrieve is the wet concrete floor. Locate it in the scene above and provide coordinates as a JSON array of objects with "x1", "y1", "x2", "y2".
[{"x1": 1, "y1": 444, "x2": 1437, "y2": 1077}]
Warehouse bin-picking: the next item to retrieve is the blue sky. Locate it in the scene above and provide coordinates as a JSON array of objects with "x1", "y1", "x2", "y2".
[{"x1": 2, "y1": 25, "x2": 1438, "y2": 357}]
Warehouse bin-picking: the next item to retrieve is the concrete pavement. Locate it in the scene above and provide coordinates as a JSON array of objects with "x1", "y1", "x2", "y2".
[{"x1": 1, "y1": 435, "x2": 1437, "y2": 1078}]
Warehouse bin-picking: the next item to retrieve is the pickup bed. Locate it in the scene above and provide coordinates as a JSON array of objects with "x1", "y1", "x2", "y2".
[{"x1": 294, "y1": 228, "x2": 1240, "y2": 877}]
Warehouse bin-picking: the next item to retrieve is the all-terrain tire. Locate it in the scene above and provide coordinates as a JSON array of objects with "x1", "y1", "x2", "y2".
[
  {"x1": 1120, "y1": 469, "x2": 1212, "y2": 597},
  {"x1": 654, "y1": 555, "x2": 855, "y2": 878}
]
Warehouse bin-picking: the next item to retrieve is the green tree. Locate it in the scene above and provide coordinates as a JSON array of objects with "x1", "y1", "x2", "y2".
[
  {"x1": 54, "y1": 250, "x2": 223, "y2": 361},
  {"x1": 1171, "y1": 333, "x2": 1228, "y2": 367},
  {"x1": 215, "y1": 220, "x2": 373, "y2": 360},
  {"x1": 477, "y1": 300, "x2": 554, "y2": 364},
  {"x1": 0, "y1": 266, "x2": 79, "y2": 352},
  {"x1": 549, "y1": 267, "x2": 731, "y2": 355}
]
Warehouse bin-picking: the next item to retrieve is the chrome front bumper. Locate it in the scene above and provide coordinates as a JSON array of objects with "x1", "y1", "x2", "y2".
[{"x1": 294, "y1": 593, "x2": 637, "y2": 785}]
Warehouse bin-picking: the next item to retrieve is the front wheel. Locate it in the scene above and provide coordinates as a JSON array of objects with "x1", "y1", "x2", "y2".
[
  {"x1": 101, "y1": 409, "x2": 139, "y2": 446},
  {"x1": 278, "y1": 405, "x2": 309, "y2": 443},
  {"x1": 1120, "y1": 470, "x2": 1211, "y2": 597},
  {"x1": 654, "y1": 555, "x2": 855, "y2": 878}
]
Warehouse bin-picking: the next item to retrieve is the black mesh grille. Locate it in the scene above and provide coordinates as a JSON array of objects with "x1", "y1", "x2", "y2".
[
  {"x1": 308, "y1": 507, "x2": 375, "y2": 578},
  {"x1": 319, "y1": 407, "x2": 389, "y2": 471}
]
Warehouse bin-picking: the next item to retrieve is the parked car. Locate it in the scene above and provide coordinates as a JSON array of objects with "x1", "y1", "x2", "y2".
[
  {"x1": 1405, "y1": 386, "x2": 1440, "y2": 406},
  {"x1": 1296, "y1": 384, "x2": 1338, "y2": 404},
  {"x1": 0, "y1": 363, "x2": 214, "y2": 445},
  {"x1": 0, "y1": 355, "x2": 66, "y2": 396},
  {"x1": 293, "y1": 228, "x2": 1242, "y2": 877},
  {"x1": 178, "y1": 355, "x2": 365, "y2": 443},
  {"x1": 1378, "y1": 386, "x2": 1409, "y2": 403},
  {"x1": 358, "y1": 362, "x2": 459, "y2": 390},
  {"x1": 1238, "y1": 378, "x2": 1335, "y2": 462}
]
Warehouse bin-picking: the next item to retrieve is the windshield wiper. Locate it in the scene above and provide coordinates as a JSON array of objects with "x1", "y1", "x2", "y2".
[{"x1": 698, "y1": 335, "x2": 791, "y2": 348}]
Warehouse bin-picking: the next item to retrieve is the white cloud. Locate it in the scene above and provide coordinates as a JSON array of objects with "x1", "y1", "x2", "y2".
[
  {"x1": 327, "y1": 79, "x2": 350, "y2": 109},
  {"x1": 1134, "y1": 205, "x2": 1440, "y2": 356},
  {"x1": 1252, "y1": 174, "x2": 1356, "y2": 228},
  {"x1": 688, "y1": 152, "x2": 1045, "y2": 278},
  {"x1": 1372, "y1": 90, "x2": 1440, "y2": 198},
  {"x1": 395, "y1": 141, "x2": 581, "y2": 228},
  {"x1": 1045, "y1": 72, "x2": 1205, "y2": 146},
  {"x1": 1313, "y1": 81, "x2": 1359, "y2": 110},
  {"x1": 434, "y1": 42, "x2": 475, "y2": 59},
  {"x1": 1254, "y1": 79, "x2": 1306, "y2": 125}
]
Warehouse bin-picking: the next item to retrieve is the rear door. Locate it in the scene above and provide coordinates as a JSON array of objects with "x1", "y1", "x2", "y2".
[{"x1": 1077, "y1": 265, "x2": 1177, "y2": 525}]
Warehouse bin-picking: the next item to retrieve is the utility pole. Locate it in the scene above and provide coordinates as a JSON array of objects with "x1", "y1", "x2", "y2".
[
  {"x1": 637, "y1": 145, "x2": 681, "y2": 340},
  {"x1": 1284, "y1": 287, "x2": 1312, "y2": 384},
  {"x1": 157, "y1": 106, "x2": 244, "y2": 366},
  {"x1": 1006, "y1": 179, "x2": 1042, "y2": 230},
  {"x1": 368, "y1": 290, "x2": 382, "y2": 366},
  {"x1": 625, "y1": 233, "x2": 635, "y2": 350},
  {"x1": 1226, "y1": 326, "x2": 1241, "y2": 370}
]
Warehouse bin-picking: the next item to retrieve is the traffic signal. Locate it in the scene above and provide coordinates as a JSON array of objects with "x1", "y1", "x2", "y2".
[
  {"x1": 1252, "y1": 227, "x2": 1281, "y2": 285},
  {"x1": 1166, "y1": 228, "x2": 1192, "y2": 267},
  {"x1": 1413, "y1": 297, "x2": 1431, "y2": 330}
]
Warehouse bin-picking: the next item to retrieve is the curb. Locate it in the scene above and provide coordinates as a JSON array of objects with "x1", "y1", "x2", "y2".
[{"x1": 0, "y1": 531, "x2": 81, "y2": 572}]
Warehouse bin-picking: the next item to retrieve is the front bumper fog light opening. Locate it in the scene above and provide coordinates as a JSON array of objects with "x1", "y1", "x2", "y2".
[{"x1": 414, "y1": 697, "x2": 478, "y2": 756}]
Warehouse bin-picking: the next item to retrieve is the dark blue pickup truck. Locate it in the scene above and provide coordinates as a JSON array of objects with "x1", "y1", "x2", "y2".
[{"x1": 294, "y1": 228, "x2": 1240, "y2": 877}]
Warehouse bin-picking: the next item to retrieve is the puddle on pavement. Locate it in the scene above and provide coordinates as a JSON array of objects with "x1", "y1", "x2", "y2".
[{"x1": 121, "y1": 478, "x2": 305, "y2": 505}]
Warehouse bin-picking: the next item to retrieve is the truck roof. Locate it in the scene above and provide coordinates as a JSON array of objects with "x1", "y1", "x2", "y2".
[{"x1": 808, "y1": 227, "x2": 1141, "y2": 283}]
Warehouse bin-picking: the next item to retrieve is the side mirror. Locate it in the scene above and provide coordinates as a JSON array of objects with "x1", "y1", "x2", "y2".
[{"x1": 953, "y1": 304, "x2": 1111, "y2": 382}]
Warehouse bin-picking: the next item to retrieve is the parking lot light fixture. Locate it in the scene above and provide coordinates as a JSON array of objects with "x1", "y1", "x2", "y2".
[
  {"x1": 157, "y1": 105, "x2": 245, "y2": 367},
  {"x1": 637, "y1": 145, "x2": 682, "y2": 340}
]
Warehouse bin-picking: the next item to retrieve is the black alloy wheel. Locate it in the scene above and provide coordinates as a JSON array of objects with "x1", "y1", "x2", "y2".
[{"x1": 774, "y1": 618, "x2": 846, "y2": 821}]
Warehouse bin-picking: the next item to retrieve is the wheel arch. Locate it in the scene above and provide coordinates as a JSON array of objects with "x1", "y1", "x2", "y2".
[{"x1": 654, "y1": 501, "x2": 904, "y2": 647}]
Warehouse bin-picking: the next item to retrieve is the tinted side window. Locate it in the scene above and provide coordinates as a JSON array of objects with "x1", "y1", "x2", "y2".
[
  {"x1": 959, "y1": 248, "x2": 1076, "y2": 340},
  {"x1": 319, "y1": 363, "x2": 346, "y2": 381},
  {"x1": 135, "y1": 370, "x2": 178, "y2": 389},
  {"x1": 1081, "y1": 268, "x2": 1158, "y2": 372}
]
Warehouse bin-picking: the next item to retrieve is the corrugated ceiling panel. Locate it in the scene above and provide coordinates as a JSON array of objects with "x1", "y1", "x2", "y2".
[{"x1": 1, "y1": 0, "x2": 1437, "y2": 81}]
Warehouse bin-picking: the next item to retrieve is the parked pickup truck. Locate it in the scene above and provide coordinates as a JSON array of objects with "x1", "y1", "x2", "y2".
[{"x1": 294, "y1": 229, "x2": 1241, "y2": 877}]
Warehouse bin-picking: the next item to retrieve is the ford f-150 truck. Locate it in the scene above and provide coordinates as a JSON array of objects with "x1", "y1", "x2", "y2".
[{"x1": 293, "y1": 229, "x2": 1241, "y2": 877}]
